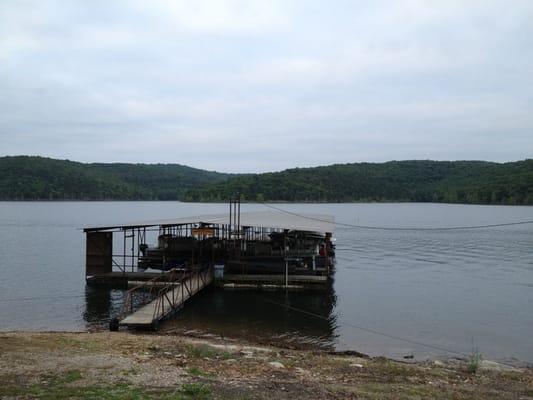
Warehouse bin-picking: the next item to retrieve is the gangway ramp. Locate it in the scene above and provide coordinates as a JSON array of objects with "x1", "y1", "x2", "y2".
[{"x1": 118, "y1": 267, "x2": 213, "y2": 328}]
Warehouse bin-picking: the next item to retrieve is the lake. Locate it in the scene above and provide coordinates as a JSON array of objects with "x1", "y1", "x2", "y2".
[{"x1": 0, "y1": 201, "x2": 532, "y2": 365}]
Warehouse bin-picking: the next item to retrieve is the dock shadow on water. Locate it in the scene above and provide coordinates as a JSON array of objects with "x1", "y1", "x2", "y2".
[
  {"x1": 164, "y1": 283, "x2": 339, "y2": 350},
  {"x1": 82, "y1": 282, "x2": 340, "y2": 351},
  {"x1": 83, "y1": 286, "x2": 126, "y2": 330}
]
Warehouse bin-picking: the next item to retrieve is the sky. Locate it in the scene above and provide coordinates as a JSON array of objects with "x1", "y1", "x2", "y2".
[{"x1": 0, "y1": 0, "x2": 532, "y2": 173}]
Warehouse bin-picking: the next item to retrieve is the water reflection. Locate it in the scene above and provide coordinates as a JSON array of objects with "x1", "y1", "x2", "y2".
[
  {"x1": 165, "y1": 280, "x2": 339, "y2": 350},
  {"x1": 82, "y1": 279, "x2": 339, "y2": 350},
  {"x1": 83, "y1": 285, "x2": 125, "y2": 330}
]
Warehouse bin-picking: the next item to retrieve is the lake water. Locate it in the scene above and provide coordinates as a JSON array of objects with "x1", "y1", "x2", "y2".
[{"x1": 0, "y1": 202, "x2": 532, "y2": 365}]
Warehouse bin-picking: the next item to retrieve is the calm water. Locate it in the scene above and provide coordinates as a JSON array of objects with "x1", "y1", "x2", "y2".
[{"x1": 0, "y1": 202, "x2": 532, "y2": 365}]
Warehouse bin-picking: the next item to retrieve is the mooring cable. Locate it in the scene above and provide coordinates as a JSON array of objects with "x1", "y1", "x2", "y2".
[
  {"x1": 259, "y1": 294, "x2": 530, "y2": 369},
  {"x1": 259, "y1": 294, "x2": 468, "y2": 357},
  {"x1": 260, "y1": 202, "x2": 533, "y2": 231}
]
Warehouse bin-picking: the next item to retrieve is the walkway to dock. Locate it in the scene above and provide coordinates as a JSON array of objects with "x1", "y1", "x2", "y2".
[{"x1": 119, "y1": 267, "x2": 213, "y2": 328}]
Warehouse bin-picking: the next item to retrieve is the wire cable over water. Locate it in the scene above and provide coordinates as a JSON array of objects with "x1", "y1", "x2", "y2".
[
  {"x1": 259, "y1": 295, "x2": 531, "y2": 368},
  {"x1": 259, "y1": 295, "x2": 467, "y2": 357},
  {"x1": 257, "y1": 203, "x2": 530, "y2": 366},
  {"x1": 261, "y1": 202, "x2": 533, "y2": 231}
]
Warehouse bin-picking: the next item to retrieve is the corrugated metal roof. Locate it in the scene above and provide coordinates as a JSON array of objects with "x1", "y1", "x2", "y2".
[{"x1": 84, "y1": 211, "x2": 334, "y2": 233}]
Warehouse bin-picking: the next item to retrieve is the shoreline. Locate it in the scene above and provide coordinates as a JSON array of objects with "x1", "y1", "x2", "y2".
[
  {"x1": 3, "y1": 324, "x2": 532, "y2": 368},
  {"x1": 1, "y1": 330, "x2": 531, "y2": 399},
  {"x1": 1, "y1": 199, "x2": 532, "y2": 207}
]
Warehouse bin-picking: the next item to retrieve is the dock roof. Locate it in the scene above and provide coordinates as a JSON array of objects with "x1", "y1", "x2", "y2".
[{"x1": 84, "y1": 210, "x2": 335, "y2": 233}]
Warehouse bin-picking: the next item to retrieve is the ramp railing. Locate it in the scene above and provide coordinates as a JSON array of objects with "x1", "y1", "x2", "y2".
[
  {"x1": 118, "y1": 266, "x2": 213, "y2": 323},
  {"x1": 151, "y1": 266, "x2": 212, "y2": 320},
  {"x1": 119, "y1": 268, "x2": 185, "y2": 320}
]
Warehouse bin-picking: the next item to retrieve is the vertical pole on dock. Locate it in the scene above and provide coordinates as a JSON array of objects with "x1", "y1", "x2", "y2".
[
  {"x1": 131, "y1": 229, "x2": 135, "y2": 272},
  {"x1": 123, "y1": 229, "x2": 126, "y2": 274},
  {"x1": 284, "y1": 233, "x2": 288, "y2": 288},
  {"x1": 229, "y1": 200, "x2": 232, "y2": 241},
  {"x1": 237, "y1": 193, "x2": 241, "y2": 239},
  {"x1": 136, "y1": 228, "x2": 140, "y2": 266},
  {"x1": 285, "y1": 260, "x2": 288, "y2": 287}
]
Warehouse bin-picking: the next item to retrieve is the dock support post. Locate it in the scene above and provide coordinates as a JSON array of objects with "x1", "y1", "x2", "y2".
[
  {"x1": 285, "y1": 260, "x2": 288, "y2": 287},
  {"x1": 123, "y1": 230, "x2": 126, "y2": 274}
]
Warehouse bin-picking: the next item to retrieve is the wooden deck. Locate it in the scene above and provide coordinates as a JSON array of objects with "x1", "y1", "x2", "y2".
[{"x1": 119, "y1": 268, "x2": 213, "y2": 328}]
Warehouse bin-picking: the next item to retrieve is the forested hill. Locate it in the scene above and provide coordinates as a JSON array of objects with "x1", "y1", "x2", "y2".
[
  {"x1": 0, "y1": 156, "x2": 532, "y2": 204},
  {"x1": 183, "y1": 160, "x2": 533, "y2": 205},
  {"x1": 0, "y1": 156, "x2": 231, "y2": 200}
]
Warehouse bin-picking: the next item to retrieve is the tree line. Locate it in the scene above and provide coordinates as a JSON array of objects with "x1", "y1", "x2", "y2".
[
  {"x1": 1, "y1": 156, "x2": 532, "y2": 205},
  {"x1": 0, "y1": 156, "x2": 229, "y2": 200},
  {"x1": 184, "y1": 160, "x2": 533, "y2": 205}
]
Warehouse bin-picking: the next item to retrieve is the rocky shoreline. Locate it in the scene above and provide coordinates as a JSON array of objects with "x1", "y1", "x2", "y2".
[{"x1": 0, "y1": 331, "x2": 531, "y2": 399}]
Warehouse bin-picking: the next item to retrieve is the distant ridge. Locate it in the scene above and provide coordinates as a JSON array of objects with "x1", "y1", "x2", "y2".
[
  {"x1": 0, "y1": 156, "x2": 532, "y2": 205},
  {"x1": 0, "y1": 156, "x2": 231, "y2": 200}
]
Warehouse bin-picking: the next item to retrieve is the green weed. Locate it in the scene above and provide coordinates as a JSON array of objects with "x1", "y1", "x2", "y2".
[
  {"x1": 180, "y1": 382, "x2": 211, "y2": 399},
  {"x1": 467, "y1": 349, "x2": 483, "y2": 374}
]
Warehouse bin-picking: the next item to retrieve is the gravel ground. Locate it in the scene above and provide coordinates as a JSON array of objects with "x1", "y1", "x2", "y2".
[{"x1": 0, "y1": 331, "x2": 532, "y2": 399}]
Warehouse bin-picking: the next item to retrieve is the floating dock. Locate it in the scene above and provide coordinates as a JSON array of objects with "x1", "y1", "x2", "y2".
[{"x1": 84, "y1": 199, "x2": 335, "y2": 330}]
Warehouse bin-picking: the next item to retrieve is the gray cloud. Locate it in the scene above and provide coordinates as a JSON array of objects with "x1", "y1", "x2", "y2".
[{"x1": 1, "y1": 0, "x2": 532, "y2": 172}]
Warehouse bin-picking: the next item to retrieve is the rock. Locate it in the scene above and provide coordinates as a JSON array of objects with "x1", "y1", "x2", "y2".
[
  {"x1": 269, "y1": 361, "x2": 285, "y2": 369},
  {"x1": 403, "y1": 354, "x2": 414, "y2": 359},
  {"x1": 240, "y1": 350, "x2": 254, "y2": 358},
  {"x1": 479, "y1": 360, "x2": 521, "y2": 372},
  {"x1": 433, "y1": 360, "x2": 445, "y2": 367},
  {"x1": 350, "y1": 363, "x2": 364, "y2": 369}
]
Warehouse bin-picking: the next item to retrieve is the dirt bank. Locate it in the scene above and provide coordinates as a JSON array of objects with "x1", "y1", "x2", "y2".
[{"x1": 0, "y1": 331, "x2": 531, "y2": 399}]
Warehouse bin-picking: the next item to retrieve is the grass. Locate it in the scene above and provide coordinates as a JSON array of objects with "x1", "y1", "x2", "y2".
[
  {"x1": 1, "y1": 332, "x2": 531, "y2": 400},
  {"x1": 467, "y1": 349, "x2": 483, "y2": 374},
  {"x1": 1, "y1": 380, "x2": 149, "y2": 400},
  {"x1": 0, "y1": 368, "x2": 213, "y2": 400},
  {"x1": 187, "y1": 366, "x2": 213, "y2": 377},
  {"x1": 63, "y1": 369, "x2": 83, "y2": 383},
  {"x1": 356, "y1": 383, "x2": 446, "y2": 400},
  {"x1": 0, "y1": 377, "x2": 213, "y2": 400},
  {"x1": 367, "y1": 358, "x2": 417, "y2": 383},
  {"x1": 180, "y1": 383, "x2": 211, "y2": 399}
]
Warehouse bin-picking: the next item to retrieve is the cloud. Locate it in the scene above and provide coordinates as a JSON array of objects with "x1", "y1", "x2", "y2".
[
  {"x1": 0, "y1": 0, "x2": 532, "y2": 172},
  {"x1": 132, "y1": 0, "x2": 290, "y2": 34}
]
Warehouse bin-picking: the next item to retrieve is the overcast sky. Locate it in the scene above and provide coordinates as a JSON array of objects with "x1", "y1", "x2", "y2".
[{"x1": 0, "y1": 0, "x2": 532, "y2": 172}]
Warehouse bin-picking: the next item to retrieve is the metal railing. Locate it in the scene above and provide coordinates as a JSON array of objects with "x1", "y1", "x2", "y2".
[
  {"x1": 151, "y1": 266, "x2": 212, "y2": 320},
  {"x1": 119, "y1": 268, "x2": 184, "y2": 320},
  {"x1": 119, "y1": 266, "x2": 212, "y2": 323}
]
